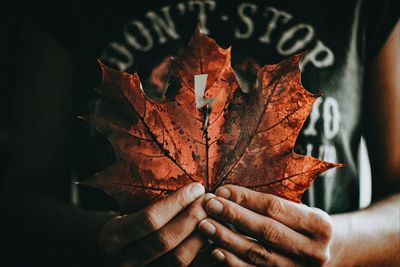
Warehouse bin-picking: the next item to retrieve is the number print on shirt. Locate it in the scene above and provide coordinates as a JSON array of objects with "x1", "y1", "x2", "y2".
[{"x1": 301, "y1": 96, "x2": 341, "y2": 177}]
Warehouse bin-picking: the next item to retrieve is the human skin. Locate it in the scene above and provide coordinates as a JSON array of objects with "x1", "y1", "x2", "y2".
[
  {"x1": 199, "y1": 185, "x2": 400, "y2": 266},
  {"x1": 97, "y1": 183, "x2": 209, "y2": 266},
  {"x1": 2, "y1": 9, "x2": 398, "y2": 267}
]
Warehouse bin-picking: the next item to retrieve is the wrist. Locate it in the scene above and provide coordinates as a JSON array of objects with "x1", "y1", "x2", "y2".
[{"x1": 327, "y1": 213, "x2": 353, "y2": 266}]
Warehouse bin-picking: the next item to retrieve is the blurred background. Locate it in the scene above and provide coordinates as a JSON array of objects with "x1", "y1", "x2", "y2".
[{"x1": 0, "y1": 2, "x2": 17, "y2": 189}]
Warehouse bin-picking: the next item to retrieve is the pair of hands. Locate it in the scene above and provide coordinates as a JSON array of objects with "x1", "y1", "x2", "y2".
[{"x1": 99, "y1": 183, "x2": 333, "y2": 266}]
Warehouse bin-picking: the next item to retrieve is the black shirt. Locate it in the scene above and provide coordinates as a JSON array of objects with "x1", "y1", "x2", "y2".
[{"x1": 31, "y1": 0, "x2": 398, "y2": 214}]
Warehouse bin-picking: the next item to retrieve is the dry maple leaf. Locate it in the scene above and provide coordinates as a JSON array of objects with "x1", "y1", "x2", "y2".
[{"x1": 81, "y1": 28, "x2": 342, "y2": 213}]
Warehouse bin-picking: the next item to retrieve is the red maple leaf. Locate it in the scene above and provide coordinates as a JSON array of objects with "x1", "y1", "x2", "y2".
[{"x1": 81, "y1": 29, "x2": 342, "y2": 213}]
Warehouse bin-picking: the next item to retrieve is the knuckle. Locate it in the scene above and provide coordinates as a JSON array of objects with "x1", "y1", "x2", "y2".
[
  {"x1": 304, "y1": 241, "x2": 331, "y2": 266},
  {"x1": 230, "y1": 188, "x2": 246, "y2": 203},
  {"x1": 219, "y1": 237, "x2": 230, "y2": 247},
  {"x1": 177, "y1": 190, "x2": 190, "y2": 209},
  {"x1": 312, "y1": 248, "x2": 331, "y2": 266},
  {"x1": 310, "y1": 208, "x2": 333, "y2": 241},
  {"x1": 215, "y1": 229, "x2": 232, "y2": 247},
  {"x1": 143, "y1": 209, "x2": 163, "y2": 231},
  {"x1": 99, "y1": 233, "x2": 121, "y2": 253},
  {"x1": 247, "y1": 245, "x2": 275, "y2": 266},
  {"x1": 225, "y1": 204, "x2": 240, "y2": 222},
  {"x1": 186, "y1": 205, "x2": 207, "y2": 223},
  {"x1": 170, "y1": 251, "x2": 192, "y2": 267},
  {"x1": 259, "y1": 222, "x2": 282, "y2": 243},
  {"x1": 178, "y1": 184, "x2": 201, "y2": 206},
  {"x1": 150, "y1": 231, "x2": 174, "y2": 254},
  {"x1": 265, "y1": 196, "x2": 283, "y2": 216},
  {"x1": 99, "y1": 221, "x2": 121, "y2": 253}
]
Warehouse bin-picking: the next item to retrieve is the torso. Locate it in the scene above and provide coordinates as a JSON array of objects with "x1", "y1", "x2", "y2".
[{"x1": 37, "y1": 0, "x2": 394, "y2": 214}]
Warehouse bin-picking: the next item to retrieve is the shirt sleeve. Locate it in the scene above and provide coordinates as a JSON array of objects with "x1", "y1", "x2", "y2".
[{"x1": 362, "y1": 0, "x2": 399, "y2": 60}]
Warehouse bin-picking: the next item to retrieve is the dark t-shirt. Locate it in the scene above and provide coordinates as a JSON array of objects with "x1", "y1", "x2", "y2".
[{"x1": 32, "y1": 0, "x2": 398, "y2": 214}]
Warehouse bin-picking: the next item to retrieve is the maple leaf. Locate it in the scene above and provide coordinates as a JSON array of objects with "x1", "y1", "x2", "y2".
[{"x1": 81, "y1": 29, "x2": 342, "y2": 213}]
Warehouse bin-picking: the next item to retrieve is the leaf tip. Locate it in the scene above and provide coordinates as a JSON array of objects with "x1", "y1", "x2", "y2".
[
  {"x1": 195, "y1": 24, "x2": 207, "y2": 35},
  {"x1": 97, "y1": 58, "x2": 104, "y2": 65},
  {"x1": 97, "y1": 59, "x2": 108, "y2": 73},
  {"x1": 77, "y1": 114, "x2": 92, "y2": 123},
  {"x1": 324, "y1": 161, "x2": 345, "y2": 172},
  {"x1": 333, "y1": 162, "x2": 346, "y2": 168}
]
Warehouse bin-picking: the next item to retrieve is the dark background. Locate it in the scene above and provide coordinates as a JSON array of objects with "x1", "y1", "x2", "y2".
[
  {"x1": 0, "y1": 2, "x2": 17, "y2": 187},
  {"x1": 0, "y1": 2, "x2": 18, "y2": 264},
  {"x1": 0, "y1": 1, "x2": 398, "y2": 266}
]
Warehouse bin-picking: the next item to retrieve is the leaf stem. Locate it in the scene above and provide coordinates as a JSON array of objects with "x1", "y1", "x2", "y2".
[{"x1": 204, "y1": 107, "x2": 210, "y2": 192}]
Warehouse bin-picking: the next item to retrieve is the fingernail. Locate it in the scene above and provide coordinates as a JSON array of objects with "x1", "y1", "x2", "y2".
[
  {"x1": 206, "y1": 198, "x2": 223, "y2": 214},
  {"x1": 198, "y1": 219, "x2": 216, "y2": 235},
  {"x1": 203, "y1": 193, "x2": 215, "y2": 202},
  {"x1": 211, "y1": 249, "x2": 225, "y2": 261},
  {"x1": 216, "y1": 187, "x2": 231, "y2": 199},
  {"x1": 189, "y1": 183, "x2": 205, "y2": 198}
]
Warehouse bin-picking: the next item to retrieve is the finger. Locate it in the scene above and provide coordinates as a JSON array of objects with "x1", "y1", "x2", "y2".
[
  {"x1": 199, "y1": 218, "x2": 297, "y2": 266},
  {"x1": 216, "y1": 185, "x2": 332, "y2": 238},
  {"x1": 212, "y1": 248, "x2": 255, "y2": 267},
  {"x1": 148, "y1": 233, "x2": 206, "y2": 267},
  {"x1": 101, "y1": 182, "x2": 205, "y2": 252},
  {"x1": 204, "y1": 197, "x2": 318, "y2": 258},
  {"x1": 128, "y1": 193, "x2": 214, "y2": 266}
]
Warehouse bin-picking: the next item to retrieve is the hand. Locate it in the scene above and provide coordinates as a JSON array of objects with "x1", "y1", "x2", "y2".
[
  {"x1": 198, "y1": 185, "x2": 333, "y2": 266},
  {"x1": 99, "y1": 182, "x2": 212, "y2": 267}
]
